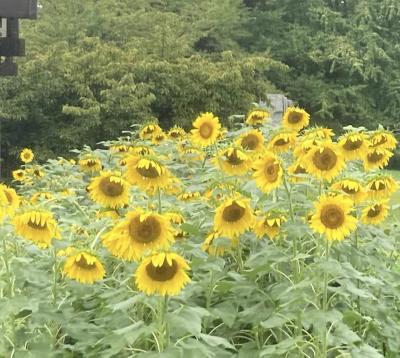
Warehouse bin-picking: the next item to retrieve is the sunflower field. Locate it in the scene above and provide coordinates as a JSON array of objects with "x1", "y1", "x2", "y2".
[{"x1": 1, "y1": 107, "x2": 399, "y2": 357}]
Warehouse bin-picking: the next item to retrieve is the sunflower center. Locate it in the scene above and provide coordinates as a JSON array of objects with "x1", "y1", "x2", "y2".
[
  {"x1": 241, "y1": 134, "x2": 259, "y2": 150},
  {"x1": 170, "y1": 131, "x2": 180, "y2": 138},
  {"x1": 99, "y1": 178, "x2": 123, "y2": 197},
  {"x1": 23, "y1": 153, "x2": 31, "y2": 159},
  {"x1": 373, "y1": 136, "x2": 386, "y2": 146},
  {"x1": 288, "y1": 112, "x2": 302, "y2": 124},
  {"x1": 372, "y1": 181, "x2": 386, "y2": 191},
  {"x1": 27, "y1": 219, "x2": 47, "y2": 230},
  {"x1": 199, "y1": 123, "x2": 213, "y2": 139},
  {"x1": 367, "y1": 151, "x2": 384, "y2": 163},
  {"x1": 146, "y1": 260, "x2": 177, "y2": 282},
  {"x1": 264, "y1": 161, "x2": 280, "y2": 181},
  {"x1": 312, "y1": 148, "x2": 337, "y2": 171},
  {"x1": 222, "y1": 202, "x2": 245, "y2": 222},
  {"x1": 274, "y1": 138, "x2": 289, "y2": 146},
  {"x1": 341, "y1": 185, "x2": 358, "y2": 194},
  {"x1": 129, "y1": 216, "x2": 162, "y2": 243},
  {"x1": 75, "y1": 255, "x2": 96, "y2": 270},
  {"x1": 294, "y1": 165, "x2": 307, "y2": 174},
  {"x1": 136, "y1": 163, "x2": 161, "y2": 179},
  {"x1": 225, "y1": 151, "x2": 244, "y2": 165},
  {"x1": 265, "y1": 218, "x2": 280, "y2": 227},
  {"x1": 86, "y1": 160, "x2": 97, "y2": 167},
  {"x1": 367, "y1": 205, "x2": 381, "y2": 218},
  {"x1": 4, "y1": 191, "x2": 13, "y2": 204},
  {"x1": 343, "y1": 139, "x2": 363, "y2": 151},
  {"x1": 320, "y1": 204, "x2": 345, "y2": 229}
]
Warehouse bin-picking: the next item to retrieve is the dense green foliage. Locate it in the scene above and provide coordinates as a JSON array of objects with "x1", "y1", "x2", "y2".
[{"x1": 1, "y1": 0, "x2": 400, "y2": 174}]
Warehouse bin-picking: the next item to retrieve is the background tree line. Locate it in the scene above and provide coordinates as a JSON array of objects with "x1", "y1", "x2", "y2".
[{"x1": 1, "y1": 0, "x2": 399, "y2": 176}]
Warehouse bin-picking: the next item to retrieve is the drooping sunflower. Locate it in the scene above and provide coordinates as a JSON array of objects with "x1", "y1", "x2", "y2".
[
  {"x1": 139, "y1": 123, "x2": 162, "y2": 140},
  {"x1": 214, "y1": 197, "x2": 254, "y2": 238},
  {"x1": 331, "y1": 179, "x2": 367, "y2": 203},
  {"x1": 303, "y1": 127, "x2": 335, "y2": 141},
  {"x1": 29, "y1": 167, "x2": 45, "y2": 179},
  {"x1": 267, "y1": 132, "x2": 296, "y2": 153},
  {"x1": 310, "y1": 194, "x2": 357, "y2": 241},
  {"x1": 191, "y1": 112, "x2": 221, "y2": 147},
  {"x1": 12, "y1": 169, "x2": 26, "y2": 182},
  {"x1": 87, "y1": 171, "x2": 130, "y2": 209},
  {"x1": 369, "y1": 130, "x2": 398, "y2": 150},
  {"x1": 253, "y1": 151, "x2": 283, "y2": 193},
  {"x1": 165, "y1": 212, "x2": 185, "y2": 225},
  {"x1": 20, "y1": 148, "x2": 34, "y2": 163},
  {"x1": 361, "y1": 201, "x2": 389, "y2": 225},
  {"x1": 0, "y1": 184, "x2": 20, "y2": 215},
  {"x1": 57, "y1": 246, "x2": 77, "y2": 257},
  {"x1": 110, "y1": 144, "x2": 129, "y2": 153},
  {"x1": 13, "y1": 210, "x2": 60, "y2": 248},
  {"x1": 237, "y1": 129, "x2": 265, "y2": 152},
  {"x1": 363, "y1": 147, "x2": 393, "y2": 171},
  {"x1": 96, "y1": 209, "x2": 120, "y2": 220},
  {"x1": 245, "y1": 109, "x2": 270, "y2": 126},
  {"x1": 126, "y1": 156, "x2": 172, "y2": 191},
  {"x1": 254, "y1": 212, "x2": 286, "y2": 240},
  {"x1": 202, "y1": 232, "x2": 235, "y2": 256},
  {"x1": 79, "y1": 157, "x2": 102, "y2": 173},
  {"x1": 303, "y1": 141, "x2": 345, "y2": 181},
  {"x1": 128, "y1": 145, "x2": 155, "y2": 156},
  {"x1": 293, "y1": 138, "x2": 319, "y2": 159},
  {"x1": 168, "y1": 126, "x2": 186, "y2": 140},
  {"x1": 178, "y1": 145, "x2": 205, "y2": 162},
  {"x1": 135, "y1": 252, "x2": 190, "y2": 296},
  {"x1": 282, "y1": 107, "x2": 310, "y2": 132},
  {"x1": 338, "y1": 132, "x2": 370, "y2": 160},
  {"x1": 63, "y1": 252, "x2": 105, "y2": 284},
  {"x1": 178, "y1": 191, "x2": 201, "y2": 201},
  {"x1": 152, "y1": 131, "x2": 167, "y2": 145},
  {"x1": 288, "y1": 160, "x2": 308, "y2": 183},
  {"x1": 102, "y1": 210, "x2": 174, "y2": 261},
  {"x1": 366, "y1": 176, "x2": 398, "y2": 200},
  {"x1": 215, "y1": 147, "x2": 252, "y2": 176},
  {"x1": 31, "y1": 191, "x2": 54, "y2": 204}
]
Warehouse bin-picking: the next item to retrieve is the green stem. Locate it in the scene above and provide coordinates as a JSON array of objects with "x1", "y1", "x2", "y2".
[
  {"x1": 2, "y1": 234, "x2": 12, "y2": 295},
  {"x1": 354, "y1": 229, "x2": 361, "y2": 333},
  {"x1": 157, "y1": 188, "x2": 162, "y2": 214},
  {"x1": 52, "y1": 247, "x2": 58, "y2": 306},
  {"x1": 235, "y1": 242, "x2": 244, "y2": 273},
  {"x1": 322, "y1": 238, "x2": 330, "y2": 357},
  {"x1": 157, "y1": 295, "x2": 169, "y2": 351},
  {"x1": 283, "y1": 175, "x2": 294, "y2": 222}
]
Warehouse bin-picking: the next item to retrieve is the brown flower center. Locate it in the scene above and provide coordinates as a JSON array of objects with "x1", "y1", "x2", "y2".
[
  {"x1": 320, "y1": 204, "x2": 345, "y2": 229},
  {"x1": 367, "y1": 151, "x2": 384, "y2": 163},
  {"x1": 288, "y1": 112, "x2": 302, "y2": 124},
  {"x1": 99, "y1": 178, "x2": 124, "y2": 197},
  {"x1": 225, "y1": 150, "x2": 244, "y2": 165},
  {"x1": 371, "y1": 181, "x2": 386, "y2": 191},
  {"x1": 342, "y1": 186, "x2": 358, "y2": 195},
  {"x1": 274, "y1": 138, "x2": 289, "y2": 147},
  {"x1": 136, "y1": 163, "x2": 161, "y2": 179},
  {"x1": 27, "y1": 218, "x2": 47, "y2": 230},
  {"x1": 372, "y1": 136, "x2": 386, "y2": 146},
  {"x1": 343, "y1": 139, "x2": 363, "y2": 151},
  {"x1": 312, "y1": 148, "x2": 337, "y2": 171},
  {"x1": 146, "y1": 260, "x2": 177, "y2": 282},
  {"x1": 294, "y1": 165, "x2": 307, "y2": 174},
  {"x1": 86, "y1": 160, "x2": 97, "y2": 167},
  {"x1": 75, "y1": 255, "x2": 96, "y2": 270},
  {"x1": 222, "y1": 202, "x2": 246, "y2": 222},
  {"x1": 241, "y1": 134, "x2": 259, "y2": 150},
  {"x1": 367, "y1": 205, "x2": 381, "y2": 218},
  {"x1": 4, "y1": 191, "x2": 13, "y2": 204},
  {"x1": 129, "y1": 216, "x2": 162, "y2": 243},
  {"x1": 199, "y1": 123, "x2": 213, "y2": 139},
  {"x1": 264, "y1": 160, "x2": 280, "y2": 182}
]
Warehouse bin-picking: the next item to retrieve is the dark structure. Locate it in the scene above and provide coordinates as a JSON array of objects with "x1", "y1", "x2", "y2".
[{"x1": 0, "y1": 0, "x2": 37, "y2": 75}]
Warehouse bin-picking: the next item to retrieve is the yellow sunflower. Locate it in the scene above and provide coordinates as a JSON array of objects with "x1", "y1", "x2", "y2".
[
  {"x1": 288, "y1": 161, "x2": 308, "y2": 183},
  {"x1": 110, "y1": 144, "x2": 129, "y2": 153},
  {"x1": 245, "y1": 109, "x2": 270, "y2": 126},
  {"x1": 214, "y1": 197, "x2": 254, "y2": 238},
  {"x1": 236, "y1": 129, "x2": 265, "y2": 152},
  {"x1": 331, "y1": 179, "x2": 367, "y2": 203},
  {"x1": 310, "y1": 195, "x2": 357, "y2": 241},
  {"x1": 369, "y1": 130, "x2": 398, "y2": 150},
  {"x1": 152, "y1": 131, "x2": 167, "y2": 145},
  {"x1": 31, "y1": 191, "x2": 54, "y2": 204},
  {"x1": 79, "y1": 157, "x2": 102, "y2": 173},
  {"x1": 139, "y1": 123, "x2": 162, "y2": 140},
  {"x1": 363, "y1": 147, "x2": 393, "y2": 171},
  {"x1": 126, "y1": 156, "x2": 172, "y2": 191},
  {"x1": 282, "y1": 106, "x2": 310, "y2": 131},
  {"x1": 191, "y1": 112, "x2": 221, "y2": 147},
  {"x1": 202, "y1": 232, "x2": 235, "y2": 256},
  {"x1": 338, "y1": 132, "x2": 370, "y2": 160},
  {"x1": 178, "y1": 191, "x2": 201, "y2": 201},
  {"x1": 303, "y1": 141, "x2": 345, "y2": 181},
  {"x1": 168, "y1": 126, "x2": 186, "y2": 140},
  {"x1": 87, "y1": 171, "x2": 130, "y2": 209},
  {"x1": 57, "y1": 246, "x2": 77, "y2": 257},
  {"x1": 293, "y1": 138, "x2": 319, "y2": 159},
  {"x1": 12, "y1": 169, "x2": 26, "y2": 182},
  {"x1": 254, "y1": 213, "x2": 286, "y2": 240},
  {"x1": 13, "y1": 210, "x2": 60, "y2": 248},
  {"x1": 0, "y1": 184, "x2": 20, "y2": 216},
  {"x1": 96, "y1": 209, "x2": 120, "y2": 220},
  {"x1": 29, "y1": 167, "x2": 45, "y2": 179},
  {"x1": 253, "y1": 151, "x2": 283, "y2": 193},
  {"x1": 128, "y1": 145, "x2": 155, "y2": 156},
  {"x1": 366, "y1": 176, "x2": 398, "y2": 200},
  {"x1": 63, "y1": 252, "x2": 105, "y2": 284},
  {"x1": 20, "y1": 148, "x2": 34, "y2": 163},
  {"x1": 215, "y1": 147, "x2": 252, "y2": 176},
  {"x1": 361, "y1": 201, "x2": 389, "y2": 225},
  {"x1": 303, "y1": 127, "x2": 335, "y2": 141},
  {"x1": 102, "y1": 210, "x2": 174, "y2": 261},
  {"x1": 165, "y1": 212, "x2": 185, "y2": 225},
  {"x1": 178, "y1": 145, "x2": 205, "y2": 162},
  {"x1": 135, "y1": 252, "x2": 190, "y2": 296},
  {"x1": 267, "y1": 132, "x2": 296, "y2": 153}
]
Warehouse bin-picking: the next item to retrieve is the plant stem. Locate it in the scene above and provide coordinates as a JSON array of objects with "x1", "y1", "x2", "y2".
[
  {"x1": 322, "y1": 238, "x2": 330, "y2": 357},
  {"x1": 157, "y1": 295, "x2": 169, "y2": 351},
  {"x1": 52, "y1": 246, "x2": 58, "y2": 306},
  {"x1": 157, "y1": 187, "x2": 162, "y2": 214}
]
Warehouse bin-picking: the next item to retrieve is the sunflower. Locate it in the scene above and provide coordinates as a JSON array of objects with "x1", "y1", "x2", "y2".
[
  {"x1": 87, "y1": 171, "x2": 130, "y2": 209},
  {"x1": 96, "y1": 209, "x2": 120, "y2": 220},
  {"x1": 57, "y1": 246, "x2": 77, "y2": 257},
  {"x1": 214, "y1": 197, "x2": 254, "y2": 238},
  {"x1": 202, "y1": 232, "x2": 234, "y2": 256},
  {"x1": 215, "y1": 147, "x2": 252, "y2": 176},
  {"x1": 178, "y1": 145, "x2": 205, "y2": 162},
  {"x1": 13, "y1": 210, "x2": 60, "y2": 248},
  {"x1": 363, "y1": 147, "x2": 393, "y2": 171},
  {"x1": 254, "y1": 213, "x2": 286, "y2": 240},
  {"x1": 102, "y1": 210, "x2": 174, "y2": 261},
  {"x1": 253, "y1": 151, "x2": 283, "y2": 193},
  {"x1": 288, "y1": 161, "x2": 308, "y2": 183},
  {"x1": 79, "y1": 157, "x2": 102, "y2": 173},
  {"x1": 110, "y1": 144, "x2": 129, "y2": 153},
  {"x1": 20, "y1": 148, "x2": 34, "y2": 163},
  {"x1": 152, "y1": 131, "x2": 167, "y2": 145},
  {"x1": 310, "y1": 195, "x2": 357, "y2": 241},
  {"x1": 303, "y1": 141, "x2": 345, "y2": 181},
  {"x1": 12, "y1": 169, "x2": 26, "y2": 182},
  {"x1": 0, "y1": 184, "x2": 20, "y2": 215},
  {"x1": 168, "y1": 126, "x2": 186, "y2": 140},
  {"x1": 245, "y1": 109, "x2": 270, "y2": 126},
  {"x1": 139, "y1": 123, "x2": 162, "y2": 140},
  {"x1": 128, "y1": 145, "x2": 155, "y2": 156},
  {"x1": 338, "y1": 132, "x2": 370, "y2": 160},
  {"x1": 366, "y1": 176, "x2": 398, "y2": 200},
  {"x1": 331, "y1": 179, "x2": 366, "y2": 203},
  {"x1": 126, "y1": 156, "x2": 172, "y2": 191},
  {"x1": 31, "y1": 191, "x2": 54, "y2": 204},
  {"x1": 29, "y1": 167, "x2": 45, "y2": 179},
  {"x1": 267, "y1": 132, "x2": 296, "y2": 153},
  {"x1": 282, "y1": 107, "x2": 310, "y2": 132},
  {"x1": 165, "y1": 212, "x2": 185, "y2": 225},
  {"x1": 191, "y1": 112, "x2": 221, "y2": 147},
  {"x1": 135, "y1": 252, "x2": 190, "y2": 296},
  {"x1": 178, "y1": 191, "x2": 201, "y2": 201},
  {"x1": 303, "y1": 127, "x2": 335, "y2": 141},
  {"x1": 369, "y1": 130, "x2": 398, "y2": 150},
  {"x1": 293, "y1": 138, "x2": 319, "y2": 159},
  {"x1": 361, "y1": 201, "x2": 389, "y2": 225},
  {"x1": 63, "y1": 252, "x2": 105, "y2": 284},
  {"x1": 237, "y1": 129, "x2": 265, "y2": 153}
]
